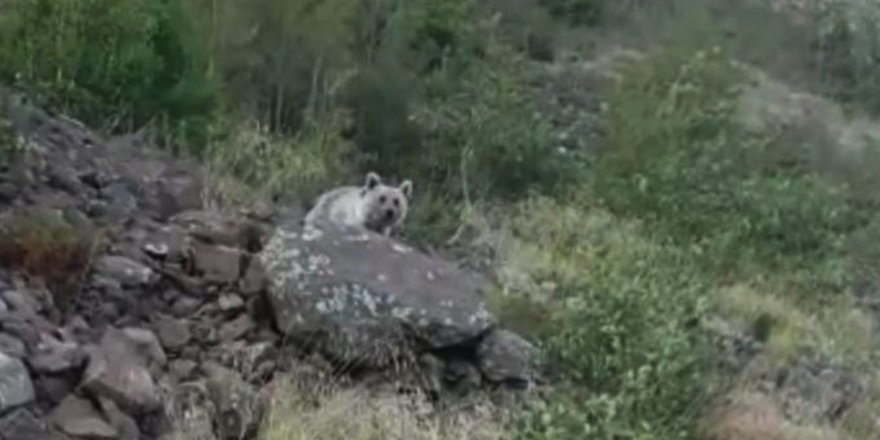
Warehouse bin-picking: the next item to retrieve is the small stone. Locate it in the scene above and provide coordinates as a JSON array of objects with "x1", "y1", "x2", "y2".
[
  {"x1": 171, "y1": 296, "x2": 202, "y2": 317},
  {"x1": 219, "y1": 294, "x2": 245, "y2": 312},
  {"x1": 169, "y1": 359, "x2": 199, "y2": 381},
  {"x1": 27, "y1": 341, "x2": 85, "y2": 374},
  {"x1": 248, "y1": 361, "x2": 277, "y2": 383},
  {"x1": 219, "y1": 315, "x2": 256, "y2": 342},
  {"x1": 0, "y1": 332, "x2": 26, "y2": 358},
  {"x1": 0, "y1": 352, "x2": 35, "y2": 412},
  {"x1": 191, "y1": 321, "x2": 218, "y2": 345},
  {"x1": 0, "y1": 409, "x2": 68, "y2": 440},
  {"x1": 81, "y1": 327, "x2": 160, "y2": 413},
  {"x1": 47, "y1": 165, "x2": 83, "y2": 195},
  {"x1": 49, "y1": 395, "x2": 117, "y2": 439},
  {"x1": 95, "y1": 255, "x2": 156, "y2": 287},
  {"x1": 1, "y1": 289, "x2": 37, "y2": 316},
  {"x1": 0, "y1": 316, "x2": 40, "y2": 350},
  {"x1": 97, "y1": 396, "x2": 140, "y2": 440},
  {"x1": 156, "y1": 171, "x2": 203, "y2": 220},
  {"x1": 121, "y1": 328, "x2": 167, "y2": 367},
  {"x1": 240, "y1": 260, "x2": 266, "y2": 296},
  {"x1": 100, "y1": 180, "x2": 138, "y2": 217},
  {"x1": 180, "y1": 345, "x2": 201, "y2": 360},
  {"x1": 154, "y1": 318, "x2": 192, "y2": 351},
  {"x1": 476, "y1": 329, "x2": 538, "y2": 386},
  {"x1": 189, "y1": 241, "x2": 242, "y2": 285},
  {"x1": 242, "y1": 342, "x2": 276, "y2": 370}
]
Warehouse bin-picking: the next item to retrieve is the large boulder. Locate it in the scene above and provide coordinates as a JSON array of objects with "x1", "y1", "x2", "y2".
[{"x1": 259, "y1": 221, "x2": 496, "y2": 367}]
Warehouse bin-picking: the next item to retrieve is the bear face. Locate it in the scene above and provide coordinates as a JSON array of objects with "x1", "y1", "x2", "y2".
[{"x1": 359, "y1": 172, "x2": 412, "y2": 233}]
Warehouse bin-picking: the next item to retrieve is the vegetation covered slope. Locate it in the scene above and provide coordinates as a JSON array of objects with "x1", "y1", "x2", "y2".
[{"x1": 0, "y1": 0, "x2": 878, "y2": 438}]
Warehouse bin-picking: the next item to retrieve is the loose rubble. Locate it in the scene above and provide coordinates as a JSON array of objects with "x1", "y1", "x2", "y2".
[{"x1": 0, "y1": 100, "x2": 539, "y2": 439}]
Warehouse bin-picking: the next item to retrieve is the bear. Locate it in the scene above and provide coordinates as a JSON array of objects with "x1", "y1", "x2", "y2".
[{"x1": 304, "y1": 171, "x2": 412, "y2": 237}]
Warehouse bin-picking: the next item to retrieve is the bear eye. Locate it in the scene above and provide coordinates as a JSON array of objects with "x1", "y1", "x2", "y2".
[
  {"x1": 379, "y1": 196, "x2": 387, "y2": 203},
  {"x1": 393, "y1": 198, "x2": 400, "y2": 207}
]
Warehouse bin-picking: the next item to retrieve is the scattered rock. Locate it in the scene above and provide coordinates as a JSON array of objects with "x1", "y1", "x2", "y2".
[
  {"x1": 121, "y1": 328, "x2": 168, "y2": 367},
  {"x1": 49, "y1": 394, "x2": 118, "y2": 440},
  {"x1": 218, "y1": 294, "x2": 245, "y2": 313},
  {"x1": 239, "y1": 259, "x2": 266, "y2": 296},
  {"x1": 100, "y1": 180, "x2": 139, "y2": 218},
  {"x1": 476, "y1": 330, "x2": 537, "y2": 386},
  {"x1": 0, "y1": 408, "x2": 69, "y2": 440},
  {"x1": 0, "y1": 352, "x2": 35, "y2": 412},
  {"x1": 154, "y1": 318, "x2": 192, "y2": 351},
  {"x1": 27, "y1": 341, "x2": 86, "y2": 374},
  {"x1": 95, "y1": 255, "x2": 156, "y2": 288},
  {"x1": 219, "y1": 315, "x2": 255, "y2": 342},
  {"x1": 189, "y1": 241, "x2": 242, "y2": 285},
  {"x1": 0, "y1": 332, "x2": 26, "y2": 358},
  {"x1": 170, "y1": 296, "x2": 201, "y2": 317},
  {"x1": 172, "y1": 210, "x2": 264, "y2": 250},
  {"x1": 97, "y1": 396, "x2": 141, "y2": 440},
  {"x1": 168, "y1": 359, "x2": 198, "y2": 381},
  {"x1": 81, "y1": 327, "x2": 160, "y2": 413},
  {"x1": 155, "y1": 171, "x2": 203, "y2": 220},
  {"x1": 1, "y1": 289, "x2": 38, "y2": 316}
]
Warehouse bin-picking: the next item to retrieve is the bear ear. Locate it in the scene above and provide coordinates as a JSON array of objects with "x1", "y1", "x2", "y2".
[
  {"x1": 365, "y1": 172, "x2": 381, "y2": 190},
  {"x1": 399, "y1": 180, "x2": 413, "y2": 199}
]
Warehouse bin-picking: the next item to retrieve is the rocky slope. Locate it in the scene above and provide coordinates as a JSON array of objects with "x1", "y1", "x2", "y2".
[{"x1": 0, "y1": 97, "x2": 536, "y2": 440}]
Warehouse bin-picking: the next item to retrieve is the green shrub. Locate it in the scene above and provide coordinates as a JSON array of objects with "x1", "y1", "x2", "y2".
[
  {"x1": 812, "y1": 0, "x2": 880, "y2": 114},
  {"x1": 511, "y1": 204, "x2": 713, "y2": 439},
  {"x1": 596, "y1": 47, "x2": 872, "y2": 270},
  {"x1": 0, "y1": 0, "x2": 216, "y2": 142}
]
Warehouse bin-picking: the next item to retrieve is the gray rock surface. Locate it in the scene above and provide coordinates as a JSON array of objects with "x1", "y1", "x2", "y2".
[
  {"x1": 49, "y1": 395, "x2": 118, "y2": 440},
  {"x1": 81, "y1": 327, "x2": 160, "y2": 413},
  {"x1": 0, "y1": 352, "x2": 35, "y2": 412},
  {"x1": 260, "y1": 220, "x2": 495, "y2": 367},
  {"x1": 476, "y1": 330, "x2": 538, "y2": 385},
  {"x1": 0, "y1": 409, "x2": 69, "y2": 440},
  {"x1": 154, "y1": 318, "x2": 192, "y2": 351},
  {"x1": 95, "y1": 256, "x2": 156, "y2": 288}
]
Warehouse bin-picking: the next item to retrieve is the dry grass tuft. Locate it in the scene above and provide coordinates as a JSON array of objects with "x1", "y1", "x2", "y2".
[
  {"x1": 260, "y1": 375, "x2": 511, "y2": 440},
  {"x1": 0, "y1": 208, "x2": 102, "y2": 314},
  {"x1": 701, "y1": 392, "x2": 838, "y2": 440}
]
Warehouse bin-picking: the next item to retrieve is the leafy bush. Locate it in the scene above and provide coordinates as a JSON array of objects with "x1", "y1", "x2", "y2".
[
  {"x1": 505, "y1": 200, "x2": 713, "y2": 439},
  {"x1": 0, "y1": 0, "x2": 216, "y2": 142},
  {"x1": 596, "y1": 47, "x2": 872, "y2": 269},
  {"x1": 812, "y1": 0, "x2": 880, "y2": 114}
]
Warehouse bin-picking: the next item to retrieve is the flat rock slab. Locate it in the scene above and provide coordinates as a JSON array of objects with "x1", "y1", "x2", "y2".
[{"x1": 260, "y1": 221, "x2": 495, "y2": 367}]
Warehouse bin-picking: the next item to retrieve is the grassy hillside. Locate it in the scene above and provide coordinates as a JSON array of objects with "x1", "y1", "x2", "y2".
[{"x1": 1, "y1": 0, "x2": 878, "y2": 438}]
